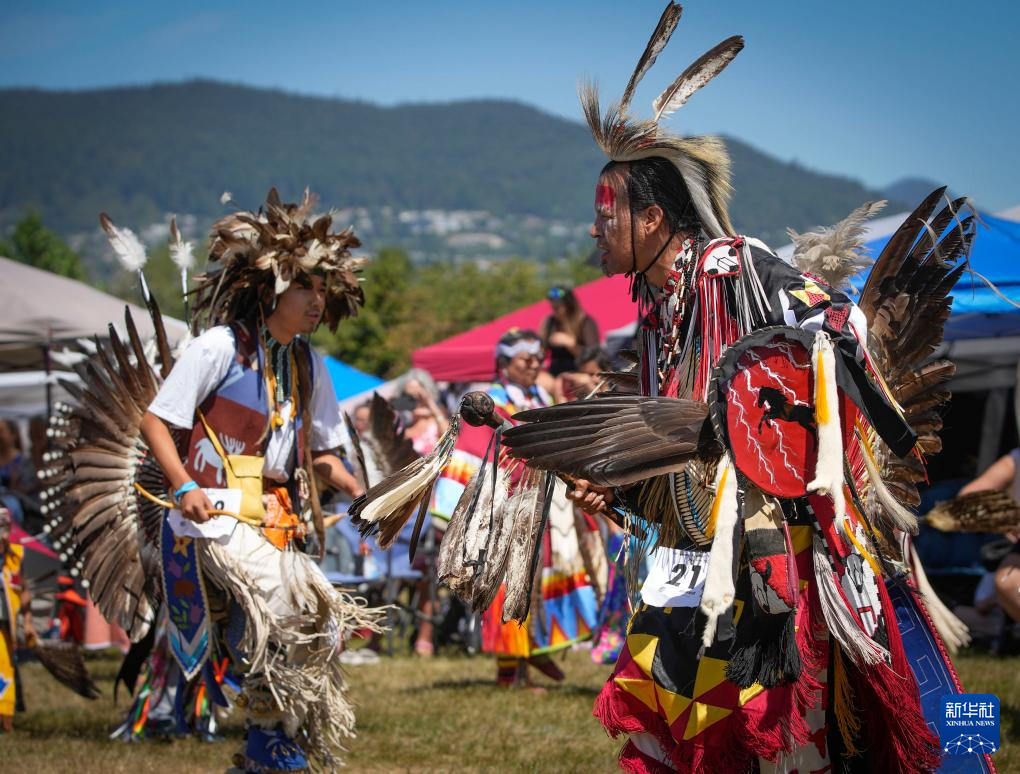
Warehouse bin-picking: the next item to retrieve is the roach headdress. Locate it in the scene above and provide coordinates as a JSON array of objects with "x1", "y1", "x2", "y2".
[
  {"x1": 192, "y1": 187, "x2": 366, "y2": 332},
  {"x1": 581, "y1": 2, "x2": 742, "y2": 239}
]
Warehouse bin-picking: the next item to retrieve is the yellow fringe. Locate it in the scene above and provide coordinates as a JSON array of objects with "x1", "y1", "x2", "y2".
[
  {"x1": 845, "y1": 485, "x2": 880, "y2": 541},
  {"x1": 855, "y1": 418, "x2": 881, "y2": 470},
  {"x1": 706, "y1": 464, "x2": 728, "y2": 540},
  {"x1": 842, "y1": 515, "x2": 883, "y2": 580},
  {"x1": 815, "y1": 347, "x2": 829, "y2": 425},
  {"x1": 833, "y1": 643, "x2": 863, "y2": 756},
  {"x1": 638, "y1": 475, "x2": 678, "y2": 548}
]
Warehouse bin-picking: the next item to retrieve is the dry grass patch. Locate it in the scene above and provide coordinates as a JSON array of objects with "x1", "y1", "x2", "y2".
[{"x1": 1, "y1": 648, "x2": 1015, "y2": 772}]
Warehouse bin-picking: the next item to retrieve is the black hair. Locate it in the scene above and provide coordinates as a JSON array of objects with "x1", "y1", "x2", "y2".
[
  {"x1": 576, "y1": 345, "x2": 612, "y2": 372},
  {"x1": 496, "y1": 328, "x2": 542, "y2": 371},
  {"x1": 602, "y1": 157, "x2": 700, "y2": 233}
]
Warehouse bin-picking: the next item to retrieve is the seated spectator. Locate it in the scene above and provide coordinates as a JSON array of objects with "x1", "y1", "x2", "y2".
[
  {"x1": 959, "y1": 449, "x2": 1020, "y2": 623},
  {"x1": 557, "y1": 345, "x2": 613, "y2": 402},
  {"x1": 393, "y1": 369, "x2": 449, "y2": 455}
]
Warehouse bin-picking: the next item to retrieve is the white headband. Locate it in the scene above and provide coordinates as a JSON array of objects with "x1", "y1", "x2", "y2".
[{"x1": 497, "y1": 339, "x2": 543, "y2": 360}]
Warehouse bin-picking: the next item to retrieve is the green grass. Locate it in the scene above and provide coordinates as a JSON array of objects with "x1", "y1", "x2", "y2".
[{"x1": 2, "y1": 649, "x2": 1016, "y2": 772}]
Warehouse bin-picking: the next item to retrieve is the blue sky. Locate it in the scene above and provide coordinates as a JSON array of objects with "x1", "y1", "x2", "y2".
[{"x1": 2, "y1": 1, "x2": 1017, "y2": 209}]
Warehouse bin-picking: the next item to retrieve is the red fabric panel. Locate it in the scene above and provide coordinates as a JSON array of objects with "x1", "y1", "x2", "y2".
[
  {"x1": 411, "y1": 274, "x2": 637, "y2": 382},
  {"x1": 10, "y1": 523, "x2": 57, "y2": 559}
]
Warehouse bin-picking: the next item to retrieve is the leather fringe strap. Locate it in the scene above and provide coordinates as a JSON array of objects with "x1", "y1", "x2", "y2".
[{"x1": 699, "y1": 455, "x2": 740, "y2": 648}]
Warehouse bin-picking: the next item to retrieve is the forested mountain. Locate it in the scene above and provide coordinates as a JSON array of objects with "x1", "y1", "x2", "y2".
[{"x1": 0, "y1": 80, "x2": 900, "y2": 250}]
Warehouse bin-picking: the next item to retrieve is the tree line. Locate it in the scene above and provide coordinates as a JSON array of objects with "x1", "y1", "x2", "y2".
[{"x1": 3, "y1": 213, "x2": 600, "y2": 378}]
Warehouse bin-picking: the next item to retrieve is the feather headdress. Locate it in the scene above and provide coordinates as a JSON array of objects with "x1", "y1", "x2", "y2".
[
  {"x1": 191, "y1": 187, "x2": 366, "y2": 332},
  {"x1": 581, "y1": 2, "x2": 743, "y2": 239}
]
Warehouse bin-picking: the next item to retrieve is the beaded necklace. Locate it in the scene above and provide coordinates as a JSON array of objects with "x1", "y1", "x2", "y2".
[{"x1": 259, "y1": 323, "x2": 299, "y2": 429}]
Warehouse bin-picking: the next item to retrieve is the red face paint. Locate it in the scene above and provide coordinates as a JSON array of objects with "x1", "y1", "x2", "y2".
[{"x1": 595, "y1": 183, "x2": 616, "y2": 212}]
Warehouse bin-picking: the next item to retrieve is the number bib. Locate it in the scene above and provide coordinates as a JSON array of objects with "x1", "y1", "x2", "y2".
[
  {"x1": 168, "y1": 488, "x2": 241, "y2": 541},
  {"x1": 640, "y1": 547, "x2": 710, "y2": 608}
]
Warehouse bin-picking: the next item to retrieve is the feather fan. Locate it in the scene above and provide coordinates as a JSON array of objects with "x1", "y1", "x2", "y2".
[
  {"x1": 503, "y1": 395, "x2": 710, "y2": 486},
  {"x1": 926, "y1": 490, "x2": 1020, "y2": 534},
  {"x1": 472, "y1": 469, "x2": 542, "y2": 613},
  {"x1": 439, "y1": 464, "x2": 510, "y2": 600},
  {"x1": 851, "y1": 189, "x2": 975, "y2": 518},
  {"x1": 33, "y1": 639, "x2": 101, "y2": 699},
  {"x1": 40, "y1": 297, "x2": 176, "y2": 641},
  {"x1": 502, "y1": 473, "x2": 551, "y2": 622},
  {"x1": 350, "y1": 416, "x2": 460, "y2": 548}
]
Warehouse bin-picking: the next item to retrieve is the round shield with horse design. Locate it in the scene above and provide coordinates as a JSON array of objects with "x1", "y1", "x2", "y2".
[{"x1": 709, "y1": 327, "x2": 818, "y2": 498}]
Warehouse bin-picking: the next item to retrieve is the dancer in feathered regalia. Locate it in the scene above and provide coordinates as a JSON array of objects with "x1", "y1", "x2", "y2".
[
  {"x1": 44, "y1": 189, "x2": 382, "y2": 772},
  {"x1": 351, "y1": 4, "x2": 988, "y2": 772}
]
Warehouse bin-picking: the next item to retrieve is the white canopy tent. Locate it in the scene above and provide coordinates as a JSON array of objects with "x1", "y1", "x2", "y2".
[{"x1": 0, "y1": 256, "x2": 188, "y2": 415}]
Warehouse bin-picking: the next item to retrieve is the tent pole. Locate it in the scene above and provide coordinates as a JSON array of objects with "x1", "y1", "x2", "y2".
[
  {"x1": 42, "y1": 343, "x2": 52, "y2": 419},
  {"x1": 977, "y1": 388, "x2": 1008, "y2": 474}
]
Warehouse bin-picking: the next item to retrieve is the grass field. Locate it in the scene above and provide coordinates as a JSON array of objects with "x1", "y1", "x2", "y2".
[{"x1": 2, "y1": 647, "x2": 1017, "y2": 772}]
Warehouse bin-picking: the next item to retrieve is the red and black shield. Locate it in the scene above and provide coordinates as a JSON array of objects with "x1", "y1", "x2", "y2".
[{"x1": 710, "y1": 327, "x2": 818, "y2": 498}]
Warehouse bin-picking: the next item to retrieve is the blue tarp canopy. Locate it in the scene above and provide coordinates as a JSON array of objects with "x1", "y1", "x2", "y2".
[
  {"x1": 322, "y1": 355, "x2": 383, "y2": 401},
  {"x1": 862, "y1": 212, "x2": 1020, "y2": 341}
]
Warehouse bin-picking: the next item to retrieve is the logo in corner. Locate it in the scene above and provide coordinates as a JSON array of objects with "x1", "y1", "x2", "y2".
[{"x1": 940, "y1": 694, "x2": 999, "y2": 755}]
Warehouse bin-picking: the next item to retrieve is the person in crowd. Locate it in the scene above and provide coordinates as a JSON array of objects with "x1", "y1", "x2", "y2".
[
  {"x1": 392, "y1": 370, "x2": 450, "y2": 657},
  {"x1": 0, "y1": 506, "x2": 36, "y2": 732},
  {"x1": 0, "y1": 420, "x2": 33, "y2": 528},
  {"x1": 556, "y1": 345, "x2": 613, "y2": 402},
  {"x1": 395, "y1": 369, "x2": 450, "y2": 455},
  {"x1": 540, "y1": 286, "x2": 600, "y2": 377},
  {"x1": 959, "y1": 449, "x2": 1020, "y2": 622},
  {"x1": 429, "y1": 328, "x2": 599, "y2": 686},
  {"x1": 951, "y1": 540, "x2": 1011, "y2": 650},
  {"x1": 352, "y1": 402, "x2": 371, "y2": 434}
]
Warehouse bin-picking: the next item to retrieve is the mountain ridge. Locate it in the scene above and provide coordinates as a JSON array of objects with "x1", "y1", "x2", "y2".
[{"x1": 0, "y1": 79, "x2": 907, "y2": 251}]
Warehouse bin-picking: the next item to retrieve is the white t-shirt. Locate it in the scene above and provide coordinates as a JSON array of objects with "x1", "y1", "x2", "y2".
[{"x1": 148, "y1": 326, "x2": 345, "y2": 482}]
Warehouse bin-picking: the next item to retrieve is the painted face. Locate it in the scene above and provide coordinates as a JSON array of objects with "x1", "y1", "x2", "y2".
[
  {"x1": 270, "y1": 273, "x2": 326, "y2": 335},
  {"x1": 589, "y1": 165, "x2": 633, "y2": 277},
  {"x1": 504, "y1": 348, "x2": 542, "y2": 389}
]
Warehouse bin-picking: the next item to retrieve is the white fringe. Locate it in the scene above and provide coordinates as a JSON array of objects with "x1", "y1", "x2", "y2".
[
  {"x1": 700, "y1": 455, "x2": 739, "y2": 649},
  {"x1": 807, "y1": 331, "x2": 846, "y2": 531},
  {"x1": 197, "y1": 538, "x2": 384, "y2": 771},
  {"x1": 811, "y1": 534, "x2": 888, "y2": 666},
  {"x1": 905, "y1": 534, "x2": 970, "y2": 653}
]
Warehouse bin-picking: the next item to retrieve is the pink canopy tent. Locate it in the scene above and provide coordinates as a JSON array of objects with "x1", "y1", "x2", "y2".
[{"x1": 412, "y1": 273, "x2": 638, "y2": 382}]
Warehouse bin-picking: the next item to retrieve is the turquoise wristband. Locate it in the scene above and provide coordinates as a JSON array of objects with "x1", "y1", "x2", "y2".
[{"x1": 174, "y1": 481, "x2": 200, "y2": 499}]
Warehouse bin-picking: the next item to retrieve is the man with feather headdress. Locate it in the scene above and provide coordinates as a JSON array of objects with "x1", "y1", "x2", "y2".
[
  {"x1": 46, "y1": 189, "x2": 382, "y2": 772},
  {"x1": 351, "y1": 4, "x2": 986, "y2": 772},
  {"x1": 502, "y1": 5, "x2": 979, "y2": 771}
]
